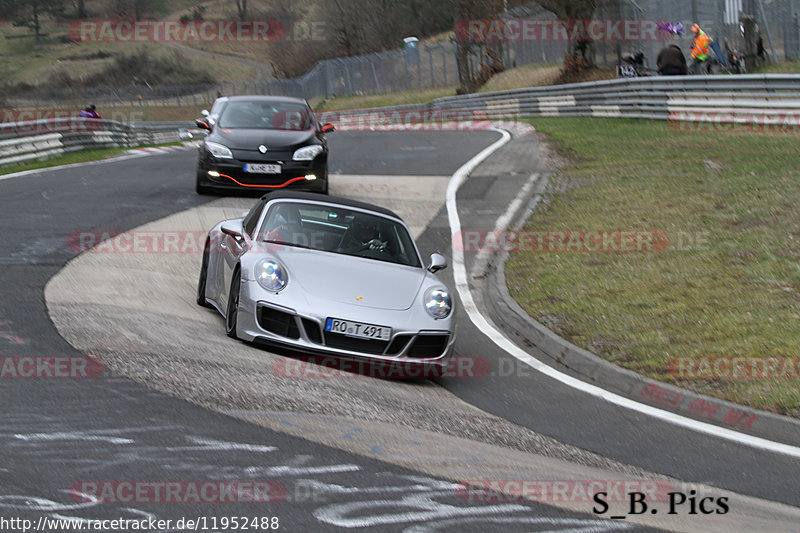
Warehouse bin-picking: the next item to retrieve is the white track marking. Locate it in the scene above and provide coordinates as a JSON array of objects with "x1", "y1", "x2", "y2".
[{"x1": 446, "y1": 127, "x2": 800, "y2": 459}]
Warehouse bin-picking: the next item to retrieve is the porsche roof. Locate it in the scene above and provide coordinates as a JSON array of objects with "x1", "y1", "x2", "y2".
[
  {"x1": 222, "y1": 95, "x2": 309, "y2": 105},
  {"x1": 259, "y1": 191, "x2": 402, "y2": 221}
]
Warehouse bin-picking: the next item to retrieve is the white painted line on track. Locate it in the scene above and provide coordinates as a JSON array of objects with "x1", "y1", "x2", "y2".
[
  {"x1": 471, "y1": 171, "x2": 540, "y2": 279},
  {"x1": 446, "y1": 127, "x2": 800, "y2": 459}
]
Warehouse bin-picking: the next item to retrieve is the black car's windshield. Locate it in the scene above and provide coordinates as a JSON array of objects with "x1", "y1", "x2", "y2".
[
  {"x1": 218, "y1": 101, "x2": 313, "y2": 130},
  {"x1": 256, "y1": 201, "x2": 421, "y2": 268}
]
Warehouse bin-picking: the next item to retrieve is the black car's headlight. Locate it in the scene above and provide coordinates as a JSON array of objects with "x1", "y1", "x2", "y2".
[
  {"x1": 423, "y1": 287, "x2": 452, "y2": 319},
  {"x1": 205, "y1": 141, "x2": 234, "y2": 159},
  {"x1": 292, "y1": 145, "x2": 324, "y2": 161},
  {"x1": 255, "y1": 259, "x2": 288, "y2": 292}
]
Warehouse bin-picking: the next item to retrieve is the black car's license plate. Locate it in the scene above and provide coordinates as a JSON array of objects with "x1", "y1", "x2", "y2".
[{"x1": 244, "y1": 163, "x2": 281, "y2": 174}]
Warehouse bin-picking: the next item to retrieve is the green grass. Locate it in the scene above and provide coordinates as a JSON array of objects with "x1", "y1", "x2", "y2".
[
  {"x1": 749, "y1": 59, "x2": 800, "y2": 74},
  {"x1": 479, "y1": 63, "x2": 562, "y2": 92},
  {"x1": 0, "y1": 21, "x2": 255, "y2": 89},
  {"x1": 317, "y1": 86, "x2": 460, "y2": 112},
  {"x1": 0, "y1": 141, "x2": 186, "y2": 176},
  {"x1": 504, "y1": 117, "x2": 800, "y2": 417}
]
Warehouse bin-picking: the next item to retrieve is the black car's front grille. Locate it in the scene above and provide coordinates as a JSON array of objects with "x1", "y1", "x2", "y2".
[
  {"x1": 231, "y1": 150, "x2": 294, "y2": 162},
  {"x1": 406, "y1": 335, "x2": 450, "y2": 358},
  {"x1": 301, "y1": 318, "x2": 322, "y2": 344},
  {"x1": 258, "y1": 306, "x2": 300, "y2": 339},
  {"x1": 386, "y1": 334, "x2": 413, "y2": 355},
  {"x1": 324, "y1": 333, "x2": 389, "y2": 355}
]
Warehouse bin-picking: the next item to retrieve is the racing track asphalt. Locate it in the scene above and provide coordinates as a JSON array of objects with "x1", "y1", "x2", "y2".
[
  {"x1": 3, "y1": 127, "x2": 798, "y2": 530},
  {"x1": 0, "y1": 133, "x2": 646, "y2": 532}
]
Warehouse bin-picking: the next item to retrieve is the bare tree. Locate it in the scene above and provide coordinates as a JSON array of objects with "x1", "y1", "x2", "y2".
[
  {"x1": 12, "y1": 0, "x2": 65, "y2": 44},
  {"x1": 535, "y1": 0, "x2": 598, "y2": 65},
  {"x1": 452, "y1": 0, "x2": 507, "y2": 93}
]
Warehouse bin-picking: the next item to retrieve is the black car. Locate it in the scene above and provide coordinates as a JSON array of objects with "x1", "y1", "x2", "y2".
[{"x1": 195, "y1": 95, "x2": 334, "y2": 195}]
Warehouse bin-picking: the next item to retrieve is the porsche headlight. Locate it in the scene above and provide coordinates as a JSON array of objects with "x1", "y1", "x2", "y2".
[
  {"x1": 205, "y1": 141, "x2": 233, "y2": 159},
  {"x1": 292, "y1": 145, "x2": 324, "y2": 161},
  {"x1": 424, "y1": 287, "x2": 452, "y2": 319},
  {"x1": 255, "y1": 259, "x2": 287, "y2": 292}
]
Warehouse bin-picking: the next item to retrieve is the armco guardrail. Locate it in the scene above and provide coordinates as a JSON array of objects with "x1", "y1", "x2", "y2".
[
  {"x1": 432, "y1": 74, "x2": 800, "y2": 122},
  {"x1": 5, "y1": 75, "x2": 800, "y2": 167},
  {"x1": 0, "y1": 118, "x2": 193, "y2": 168},
  {"x1": 319, "y1": 74, "x2": 800, "y2": 127}
]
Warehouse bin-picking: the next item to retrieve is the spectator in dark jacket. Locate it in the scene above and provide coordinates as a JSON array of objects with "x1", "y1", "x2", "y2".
[
  {"x1": 79, "y1": 104, "x2": 101, "y2": 119},
  {"x1": 657, "y1": 44, "x2": 688, "y2": 75}
]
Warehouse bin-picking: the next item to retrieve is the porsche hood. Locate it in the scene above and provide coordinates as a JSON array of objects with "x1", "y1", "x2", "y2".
[{"x1": 273, "y1": 248, "x2": 427, "y2": 311}]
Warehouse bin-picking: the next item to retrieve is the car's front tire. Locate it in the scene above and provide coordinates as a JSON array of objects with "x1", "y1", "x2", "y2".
[{"x1": 225, "y1": 267, "x2": 241, "y2": 339}]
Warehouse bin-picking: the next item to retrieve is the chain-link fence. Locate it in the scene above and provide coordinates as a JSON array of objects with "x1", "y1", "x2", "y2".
[
  {"x1": 4, "y1": 1, "x2": 798, "y2": 111},
  {"x1": 616, "y1": 0, "x2": 800, "y2": 70}
]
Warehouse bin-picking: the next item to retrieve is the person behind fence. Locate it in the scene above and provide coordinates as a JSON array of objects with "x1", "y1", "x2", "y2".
[
  {"x1": 689, "y1": 24, "x2": 710, "y2": 74},
  {"x1": 79, "y1": 104, "x2": 101, "y2": 119},
  {"x1": 656, "y1": 44, "x2": 687, "y2": 75}
]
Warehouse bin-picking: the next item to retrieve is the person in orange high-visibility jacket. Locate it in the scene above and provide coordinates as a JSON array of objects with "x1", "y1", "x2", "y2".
[{"x1": 689, "y1": 24, "x2": 710, "y2": 74}]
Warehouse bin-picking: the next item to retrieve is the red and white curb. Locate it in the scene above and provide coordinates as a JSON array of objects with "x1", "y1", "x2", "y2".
[{"x1": 125, "y1": 140, "x2": 202, "y2": 156}]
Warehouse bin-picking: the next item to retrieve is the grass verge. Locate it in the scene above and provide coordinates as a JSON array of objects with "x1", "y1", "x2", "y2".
[
  {"x1": 504, "y1": 117, "x2": 800, "y2": 417},
  {"x1": 317, "y1": 86, "x2": 460, "y2": 112}
]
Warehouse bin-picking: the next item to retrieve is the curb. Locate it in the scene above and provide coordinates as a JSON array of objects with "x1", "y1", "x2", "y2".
[{"x1": 476, "y1": 135, "x2": 800, "y2": 449}]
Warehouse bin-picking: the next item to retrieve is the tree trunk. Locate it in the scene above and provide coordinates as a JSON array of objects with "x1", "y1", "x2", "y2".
[
  {"x1": 453, "y1": 0, "x2": 472, "y2": 92},
  {"x1": 535, "y1": 0, "x2": 598, "y2": 66},
  {"x1": 33, "y1": 1, "x2": 40, "y2": 44},
  {"x1": 236, "y1": 0, "x2": 248, "y2": 20}
]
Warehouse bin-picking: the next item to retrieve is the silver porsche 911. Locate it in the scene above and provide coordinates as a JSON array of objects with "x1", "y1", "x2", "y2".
[{"x1": 197, "y1": 191, "x2": 455, "y2": 372}]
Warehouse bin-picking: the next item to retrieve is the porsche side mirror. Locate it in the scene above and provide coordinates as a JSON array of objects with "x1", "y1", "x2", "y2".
[
  {"x1": 195, "y1": 118, "x2": 212, "y2": 131},
  {"x1": 427, "y1": 253, "x2": 447, "y2": 273},
  {"x1": 321, "y1": 123, "x2": 335, "y2": 133},
  {"x1": 220, "y1": 221, "x2": 244, "y2": 241}
]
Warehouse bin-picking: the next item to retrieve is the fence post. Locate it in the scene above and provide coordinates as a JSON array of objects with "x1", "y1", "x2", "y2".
[{"x1": 442, "y1": 44, "x2": 448, "y2": 86}]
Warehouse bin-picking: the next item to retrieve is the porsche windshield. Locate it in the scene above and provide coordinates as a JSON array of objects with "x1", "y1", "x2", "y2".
[
  {"x1": 218, "y1": 101, "x2": 313, "y2": 130},
  {"x1": 257, "y1": 202, "x2": 421, "y2": 268}
]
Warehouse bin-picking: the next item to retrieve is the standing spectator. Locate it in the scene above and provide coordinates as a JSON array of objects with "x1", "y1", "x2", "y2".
[
  {"x1": 657, "y1": 44, "x2": 688, "y2": 75},
  {"x1": 689, "y1": 24, "x2": 711, "y2": 74}
]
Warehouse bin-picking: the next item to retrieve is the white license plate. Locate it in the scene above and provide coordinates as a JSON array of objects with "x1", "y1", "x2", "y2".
[
  {"x1": 325, "y1": 318, "x2": 391, "y2": 341},
  {"x1": 244, "y1": 163, "x2": 281, "y2": 174}
]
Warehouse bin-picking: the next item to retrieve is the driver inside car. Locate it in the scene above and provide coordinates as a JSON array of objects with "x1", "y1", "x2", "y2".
[
  {"x1": 339, "y1": 219, "x2": 388, "y2": 254},
  {"x1": 264, "y1": 205, "x2": 303, "y2": 244}
]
